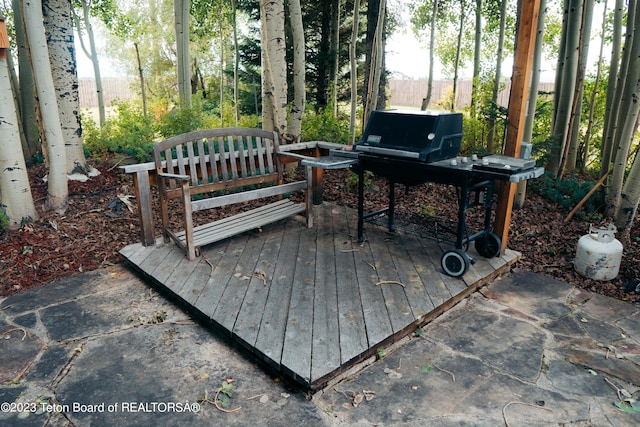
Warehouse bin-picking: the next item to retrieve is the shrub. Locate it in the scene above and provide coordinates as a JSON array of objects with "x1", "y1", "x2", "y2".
[
  {"x1": 530, "y1": 172, "x2": 598, "y2": 212},
  {"x1": 0, "y1": 206, "x2": 8, "y2": 232},
  {"x1": 301, "y1": 108, "x2": 351, "y2": 145},
  {"x1": 83, "y1": 100, "x2": 156, "y2": 162}
]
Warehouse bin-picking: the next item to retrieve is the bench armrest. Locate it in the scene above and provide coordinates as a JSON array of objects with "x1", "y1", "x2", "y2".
[
  {"x1": 158, "y1": 172, "x2": 190, "y2": 181},
  {"x1": 277, "y1": 152, "x2": 314, "y2": 162}
]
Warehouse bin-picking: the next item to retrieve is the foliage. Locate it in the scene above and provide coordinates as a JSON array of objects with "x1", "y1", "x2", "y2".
[
  {"x1": 0, "y1": 206, "x2": 9, "y2": 232},
  {"x1": 301, "y1": 107, "x2": 351, "y2": 144},
  {"x1": 155, "y1": 100, "x2": 211, "y2": 138},
  {"x1": 530, "y1": 172, "x2": 600, "y2": 213},
  {"x1": 83, "y1": 100, "x2": 156, "y2": 162}
]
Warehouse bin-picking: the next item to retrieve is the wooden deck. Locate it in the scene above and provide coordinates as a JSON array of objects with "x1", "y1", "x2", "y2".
[{"x1": 120, "y1": 202, "x2": 520, "y2": 391}]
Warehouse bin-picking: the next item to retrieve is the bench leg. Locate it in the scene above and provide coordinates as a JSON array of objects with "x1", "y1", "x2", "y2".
[
  {"x1": 181, "y1": 183, "x2": 197, "y2": 260},
  {"x1": 133, "y1": 170, "x2": 155, "y2": 246}
]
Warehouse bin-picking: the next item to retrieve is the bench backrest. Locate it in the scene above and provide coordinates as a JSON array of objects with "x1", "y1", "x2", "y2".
[{"x1": 153, "y1": 128, "x2": 283, "y2": 198}]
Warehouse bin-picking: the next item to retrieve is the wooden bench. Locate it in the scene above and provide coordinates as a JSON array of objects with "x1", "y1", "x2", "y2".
[
  {"x1": 121, "y1": 139, "x2": 343, "y2": 253},
  {"x1": 150, "y1": 128, "x2": 312, "y2": 260}
]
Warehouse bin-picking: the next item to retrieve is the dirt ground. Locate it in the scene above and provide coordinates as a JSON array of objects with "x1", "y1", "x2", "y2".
[{"x1": 1, "y1": 158, "x2": 639, "y2": 304}]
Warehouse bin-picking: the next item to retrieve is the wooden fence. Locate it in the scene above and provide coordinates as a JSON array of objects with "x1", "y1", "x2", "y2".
[
  {"x1": 79, "y1": 78, "x2": 134, "y2": 108},
  {"x1": 388, "y1": 79, "x2": 554, "y2": 109},
  {"x1": 79, "y1": 77, "x2": 554, "y2": 111}
]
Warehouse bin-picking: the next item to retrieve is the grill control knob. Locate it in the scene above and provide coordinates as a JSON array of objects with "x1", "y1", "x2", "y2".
[
  {"x1": 461, "y1": 156, "x2": 469, "y2": 163},
  {"x1": 450, "y1": 159, "x2": 458, "y2": 166},
  {"x1": 471, "y1": 154, "x2": 478, "y2": 161}
]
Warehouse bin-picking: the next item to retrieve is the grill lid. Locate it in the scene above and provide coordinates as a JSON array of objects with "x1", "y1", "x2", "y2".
[{"x1": 354, "y1": 110, "x2": 463, "y2": 162}]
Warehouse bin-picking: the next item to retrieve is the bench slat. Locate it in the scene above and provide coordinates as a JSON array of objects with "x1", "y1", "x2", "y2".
[
  {"x1": 191, "y1": 181, "x2": 306, "y2": 211},
  {"x1": 172, "y1": 199, "x2": 305, "y2": 248}
]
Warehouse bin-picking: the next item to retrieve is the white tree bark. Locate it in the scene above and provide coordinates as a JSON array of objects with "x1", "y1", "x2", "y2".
[
  {"x1": 614, "y1": 152, "x2": 640, "y2": 235},
  {"x1": 44, "y1": 0, "x2": 90, "y2": 177},
  {"x1": 78, "y1": 0, "x2": 105, "y2": 127},
  {"x1": 174, "y1": 0, "x2": 191, "y2": 107},
  {"x1": 287, "y1": 0, "x2": 305, "y2": 142},
  {"x1": 0, "y1": 55, "x2": 38, "y2": 228},
  {"x1": 23, "y1": 0, "x2": 68, "y2": 214},
  {"x1": 349, "y1": 0, "x2": 360, "y2": 144},
  {"x1": 260, "y1": 0, "x2": 287, "y2": 138}
]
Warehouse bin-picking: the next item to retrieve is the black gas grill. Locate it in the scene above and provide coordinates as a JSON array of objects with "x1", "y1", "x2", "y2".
[{"x1": 304, "y1": 110, "x2": 543, "y2": 277}]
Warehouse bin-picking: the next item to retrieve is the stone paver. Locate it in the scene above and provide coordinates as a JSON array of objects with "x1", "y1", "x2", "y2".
[{"x1": 1, "y1": 266, "x2": 639, "y2": 426}]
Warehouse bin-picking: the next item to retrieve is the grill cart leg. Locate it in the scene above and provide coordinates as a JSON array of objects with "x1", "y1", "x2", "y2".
[{"x1": 388, "y1": 180, "x2": 396, "y2": 232}]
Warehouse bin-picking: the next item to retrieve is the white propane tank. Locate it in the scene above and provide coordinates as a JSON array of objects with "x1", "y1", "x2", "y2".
[{"x1": 575, "y1": 224, "x2": 623, "y2": 281}]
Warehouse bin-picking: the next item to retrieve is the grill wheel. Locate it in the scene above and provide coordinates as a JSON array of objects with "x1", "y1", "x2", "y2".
[
  {"x1": 441, "y1": 249, "x2": 470, "y2": 277},
  {"x1": 474, "y1": 232, "x2": 502, "y2": 259}
]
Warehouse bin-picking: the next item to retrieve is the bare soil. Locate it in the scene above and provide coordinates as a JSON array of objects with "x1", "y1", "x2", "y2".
[{"x1": 1, "y1": 158, "x2": 639, "y2": 304}]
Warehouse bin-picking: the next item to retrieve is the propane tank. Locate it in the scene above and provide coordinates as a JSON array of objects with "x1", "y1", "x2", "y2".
[{"x1": 575, "y1": 224, "x2": 623, "y2": 281}]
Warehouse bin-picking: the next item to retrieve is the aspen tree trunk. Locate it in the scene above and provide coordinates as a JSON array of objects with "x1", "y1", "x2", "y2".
[
  {"x1": 420, "y1": 0, "x2": 439, "y2": 111},
  {"x1": 564, "y1": 0, "x2": 594, "y2": 173},
  {"x1": 0, "y1": 27, "x2": 38, "y2": 228},
  {"x1": 174, "y1": 0, "x2": 191, "y2": 107},
  {"x1": 330, "y1": 0, "x2": 340, "y2": 116},
  {"x1": 260, "y1": 0, "x2": 288, "y2": 138},
  {"x1": 364, "y1": 0, "x2": 386, "y2": 126},
  {"x1": 288, "y1": 0, "x2": 305, "y2": 142},
  {"x1": 450, "y1": 0, "x2": 465, "y2": 112},
  {"x1": 12, "y1": 0, "x2": 39, "y2": 158},
  {"x1": 548, "y1": 0, "x2": 582, "y2": 177},
  {"x1": 78, "y1": 0, "x2": 105, "y2": 127},
  {"x1": 607, "y1": 0, "x2": 640, "y2": 219},
  {"x1": 600, "y1": 0, "x2": 625, "y2": 178},
  {"x1": 23, "y1": 0, "x2": 68, "y2": 214},
  {"x1": 614, "y1": 149, "x2": 640, "y2": 236},
  {"x1": 44, "y1": 0, "x2": 91, "y2": 177},
  {"x1": 486, "y1": 0, "x2": 507, "y2": 151},
  {"x1": 349, "y1": 0, "x2": 360, "y2": 144},
  {"x1": 232, "y1": 0, "x2": 239, "y2": 124}
]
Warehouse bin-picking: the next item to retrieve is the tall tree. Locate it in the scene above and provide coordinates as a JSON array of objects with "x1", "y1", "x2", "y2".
[
  {"x1": 174, "y1": 0, "x2": 191, "y2": 107},
  {"x1": 11, "y1": 0, "x2": 39, "y2": 159},
  {"x1": 600, "y1": 0, "x2": 625, "y2": 179},
  {"x1": 0, "y1": 15, "x2": 38, "y2": 228},
  {"x1": 349, "y1": 0, "x2": 361, "y2": 144},
  {"x1": 288, "y1": 0, "x2": 305, "y2": 142},
  {"x1": 260, "y1": 0, "x2": 288, "y2": 139},
  {"x1": 606, "y1": 0, "x2": 640, "y2": 234},
  {"x1": 486, "y1": 0, "x2": 507, "y2": 151},
  {"x1": 75, "y1": 0, "x2": 106, "y2": 127},
  {"x1": 44, "y1": 0, "x2": 91, "y2": 177},
  {"x1": 415, "y1": 0, "x2": 439, "y2": 110},
  {"x1": 547, "y1": 0, "x2": 583, "y2": 177},
  {"x1": 23, "y1": 0, "x2": 68, "y2": 213},
  {"x1": 563, "y1": 0, "x2": 594, "y2": 173},
  {"x1": 363, "y1": 0, "x2": 386, "y2": 125}
]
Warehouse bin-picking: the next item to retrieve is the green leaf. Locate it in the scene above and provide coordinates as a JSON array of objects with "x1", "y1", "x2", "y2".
[
  {"x1": 421, "y1": 365, "x2": 432, "y2": 373},
  {"x1": 614, "y1": 401, "x2": 640, "y2": 413}
]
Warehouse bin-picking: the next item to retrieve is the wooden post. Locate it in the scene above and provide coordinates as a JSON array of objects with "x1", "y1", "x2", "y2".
[
  {"x1": 0, "y1": 17, "x2": 9, "y2": 59},
  {"x1": 494, "y1": 0, "x2": 541, "y2": 252}
]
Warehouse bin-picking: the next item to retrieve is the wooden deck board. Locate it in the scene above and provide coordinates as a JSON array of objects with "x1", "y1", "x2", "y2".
[
  {"x1": 253, "y1": 229, "x2": 300, "y2": 368},
  {"x1": 366, "y1": 228, "x2": 415, "y2": 333},
  {"x1": 232, "y1": 227, "x2": 285, "y2": 348},
  {"x1": 311, "y1": 205, "x2": 342, "y2": 381},
  {"x1": 120, "y1": 202, "x2": 521, "y2": 391},
  {"x1": 280, "y1": 226, "x2": 316, "y2": 382},
  {"x1": 332, "y1": 207, "x2": 369, "y2": 365}
]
